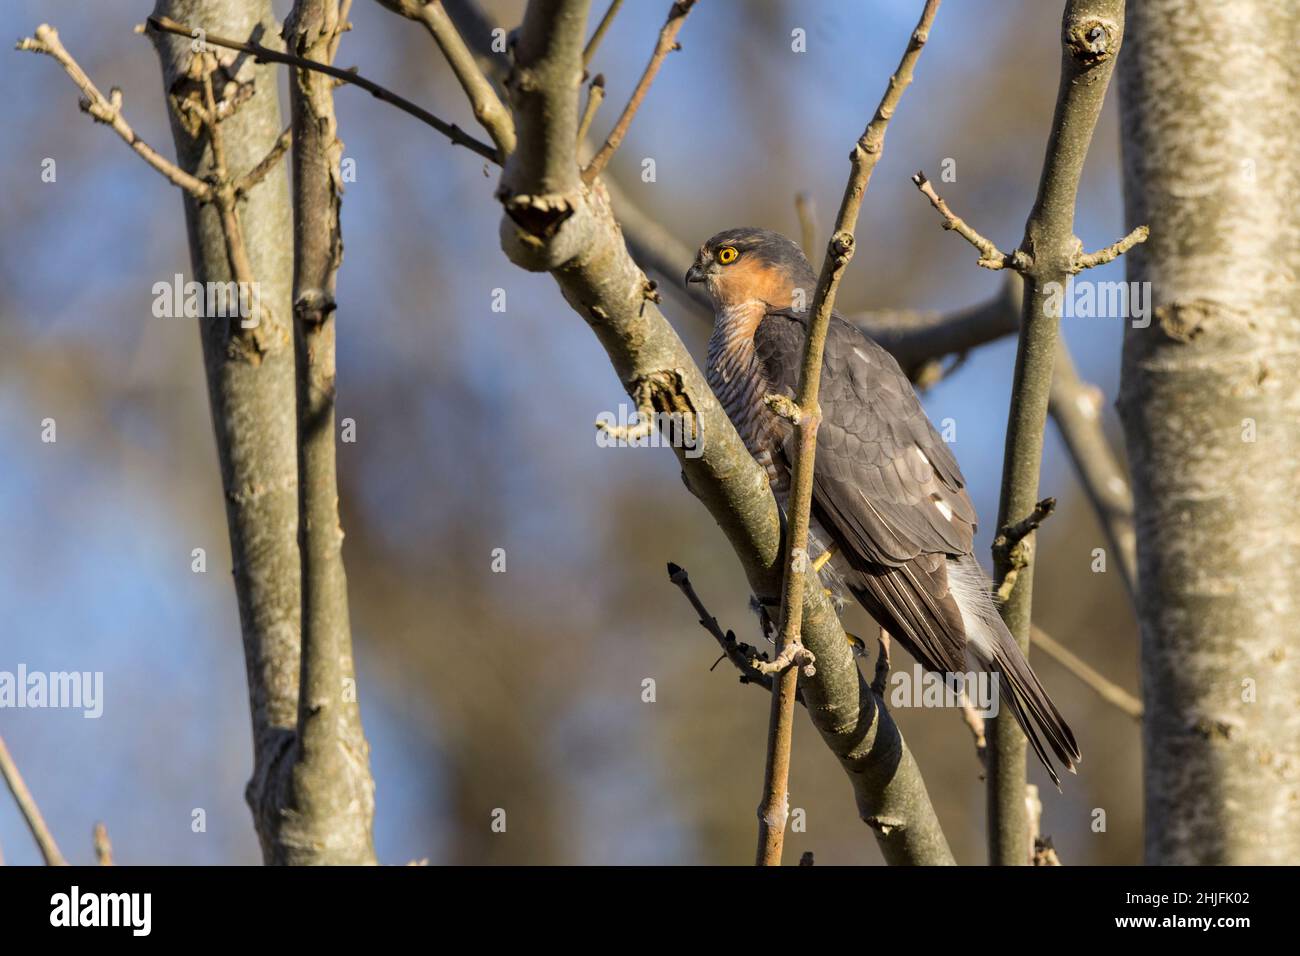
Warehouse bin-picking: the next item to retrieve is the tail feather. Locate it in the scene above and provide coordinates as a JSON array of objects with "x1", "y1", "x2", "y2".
[
  {"x1": 983, "y1": 625, "x2": 1081, "y2": 789},
  {"x1": 948, "y1": 555, "x2": 1081, "y2": 788}
]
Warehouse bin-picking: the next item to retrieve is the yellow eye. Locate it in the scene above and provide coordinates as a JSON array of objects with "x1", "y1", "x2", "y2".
[{"x1": 717, "y1": 246, "x2": 739, "y2": 265}]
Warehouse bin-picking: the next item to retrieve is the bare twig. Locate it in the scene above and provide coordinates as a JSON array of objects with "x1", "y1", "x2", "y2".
[
  {"x1": 751, "y1": 641, "x2": 816, "y2": 677},
  {"x1": 755, "y1": 0, "x2": 943, "y2": 869},
  {"x1": 1032, "y1": 625, "x2": 1142, "y2": 719},
  {"x1": 1048, "y1": 341, "x2": 1137, "y2": 599},
  {"x1": 146, "y1": 14, "x2": 498, "y2": 162},
  {"x1": 0, "y1": 734, "x2": 67, "y2": 866},
  {"x1": 93, "y1": 822, "x2": 114, "y2": 865},
  {"x1": 852, "y1": 273, "x2": 1021, "y2": 382},
  {"x1": 576, "y1": 74, "x2": 606, "y2": 145},
  {"x1": 795, "y1": 192, "x2": 818, "y2": 261},
  {"x1": 911, "y1": 171, "x2": 1022, "y2": 271},
  {"x1": 1074, "y1": 224, "x2": 1149, "y2": 271},
  {"x1": 666, "y1": 562, "x2": 783, "y2": 694},
  {"x1": 330, "y1": 0, "x2": 354, "y2": 61},
  {"x1": 961, "y1": 693, "x2": 988, "y2": 772},
  {"x1": 374, "y1": 0, "x2": 515, "y2": 157},
  {"x1": 1026, "y1": 784, "x2": 1063, "y2": 864},
  {"x1": 583, "y1": 0, "x2": 624, "y2": 65},
  {"x1": 198, "y1": 55, "x2": 271, "y2": 360},
  {"x1": 1025, "y1": 784, "x2": 1043, "y2": 861},
  {"x1": 17, "y1": 25, "x2": 212, "y2": 198},
  {"x1": 581, "y1": 0, "x2": 697, "y2": 183},
  {"x1": 993, "y1": 496, "x2": 1056, "y2": 604},
  {"x1": 236, "y1": 124, "x2": 292, "y2": 195}
]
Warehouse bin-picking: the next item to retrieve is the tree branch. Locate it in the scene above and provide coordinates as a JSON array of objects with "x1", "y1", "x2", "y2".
[
  {"x1": 92, "y1": 822, "x2": 114, "y2": 865},
  {"x1": 576, "y1": 73, "x2": 605, "y2": 145},
  {"x1": 1032, "y1": 626, "x2": 1142, "y2": 720},
  {"x1": 978, "y1": 0, "x2": 1131, "y2": 866},
  {"x1": 146, "y1": 13, "x2": 499, "y2": 161},
  {"x1": 497, "y1": 0, "x2": 952, "y2": 865},
  {"x1": 0, "y1": 734, "x2": 67, "y2": 866},
  {"x1": 583, "y1": 0, "x2": 624, "y2": 66},
  {"x1": 236, "y1": 124, "x2": 292, "y2": 195},
  {"x1": 795, "y1": 192, "x2": 818, "y2": 261},
  {"x1": 1116, "y1": 0, "x2": 1300, "y2": 864},
  {"x1": 149, "y1": 0, "x2": 304, "y2": 863},
  {"x1": 1074, "y1": 224, "x2": 1149, "y2": 270},
  {"x1": 960, "y1": 690, "x2": 988, "y2": 773},
  {"x1": 196, "y1": 57, "x2": 274, "y2": 361},
  {"x1": 1048, "y1": 341, "x2": 1137, "y2": 599},
  {"x1": 16, "y1": 25, "x2": 212, "y2": 198},
  {"x1": 666, "y1": 562, "x2": 784, "y2": 694},
  {"x1": 911, "y1": 170, "x2": 1024, "y2": 271},
  {"x1": 993, "y1": 496, "x2": 1056, "y2": 603},
  {"x1": 756, "y1": 0, "x2": 943, "y2": 866},
  {"x1": 282, "y1": 0, "x2": 377, "y2": 864},
  {"x1": 853, "y1": 273, "x2": 1022, "y2": 384},
  {"x1": 581, "y1": 0, "x2": 697, "y2": 183},
  {"x1": 373, "y1": 0, "x2": 516, "y2": 157}
]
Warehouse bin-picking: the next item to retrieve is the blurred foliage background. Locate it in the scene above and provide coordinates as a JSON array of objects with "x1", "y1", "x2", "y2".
[{"x1": 0, "y1": 0, "x2": 1140, "y2": 864}]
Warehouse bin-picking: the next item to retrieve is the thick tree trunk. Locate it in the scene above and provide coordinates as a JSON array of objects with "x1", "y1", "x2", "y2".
[{"x1": 1117, "y1": 0, "x2": 1300, "y2": 864}]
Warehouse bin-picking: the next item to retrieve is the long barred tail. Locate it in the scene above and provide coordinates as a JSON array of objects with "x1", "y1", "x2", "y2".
[
  {"x1": 979, "y1": 620, "x2": 1081, "y2": 789},
  {"x1": 949, "y1": 555, "x2": 1081, "y2": 789}
]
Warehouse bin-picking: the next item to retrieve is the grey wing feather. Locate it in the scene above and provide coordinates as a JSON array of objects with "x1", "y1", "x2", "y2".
[
  {"x1": 754, "y1": 310, "x2": 978, "y2": 566},
  {"x1": 754, "y1": 309, "x2": 978, "y2": 676},
  {"x1": 753, "y1": 309, "x2": 1081, "y2": 779}
]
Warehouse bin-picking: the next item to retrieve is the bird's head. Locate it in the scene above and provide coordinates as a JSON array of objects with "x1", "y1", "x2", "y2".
[{"x1": 685, "y1": 227, "x2": 817, "y2": 314}]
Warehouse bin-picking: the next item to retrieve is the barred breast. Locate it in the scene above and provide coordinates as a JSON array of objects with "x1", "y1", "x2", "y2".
[
  {"x1": 706, "y1": 305, "x2": 791, "y2": 502},
  {"x1": 706, "y1": 304, "x2": 849, "y2": 610}
]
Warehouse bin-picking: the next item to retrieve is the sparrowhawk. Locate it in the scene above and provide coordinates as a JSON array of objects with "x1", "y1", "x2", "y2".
[{"x1": 687, "y1": 226, "x2": 1080, "y2": 786}]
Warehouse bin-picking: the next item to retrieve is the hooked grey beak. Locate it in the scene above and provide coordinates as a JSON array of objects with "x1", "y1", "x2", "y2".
[{"x1": 685, "y1": 261, "x2": 708, "y2": 284}]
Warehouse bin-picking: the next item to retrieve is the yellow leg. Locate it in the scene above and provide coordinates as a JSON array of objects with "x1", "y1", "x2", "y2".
[
  {"x1": 844, "y1": 632, "x2": 867, "y2": 656},
  {"x1": 811, "y1": 545, "x2": 838, "y2": 574}
]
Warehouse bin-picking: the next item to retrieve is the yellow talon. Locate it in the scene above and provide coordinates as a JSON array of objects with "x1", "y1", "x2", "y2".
[
  {"x1": 845, "y1": 632, "x2": 867, "y2": 657},
  {"x1": 811, "y1": 545, "x2": 837, "y2": 574}
]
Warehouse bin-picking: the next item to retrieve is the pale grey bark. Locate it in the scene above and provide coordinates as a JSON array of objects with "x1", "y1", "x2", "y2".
[
  {"x1": 283, "y1": 0, "x2": 377, "y2": 865},
  {"x1": 983, "y1": 0, "x2": 1128, "y2": 866},
  {"x1": 1117, "y1": 0, "x2": 1300, "y2": 865},
  {"x1": 151, "y1": 0, "x2": 376, "y2": 864},
  {"x1": 149, "y1": 0, "x2": 302, "y2": 860}
]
